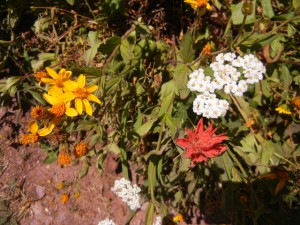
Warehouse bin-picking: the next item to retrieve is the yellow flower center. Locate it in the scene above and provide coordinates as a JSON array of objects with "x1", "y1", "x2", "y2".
[
  {"x1": 74, "y1": 87, "x2": 89, "y2": 99},
  {"x1": 55, "y1": 78, "x2": 64, "y2": 88},
  {"x1": 50, "y1": 103, "x2": 66, "y2": 117},
  {"x1": 20, "y1": 133, "x2": 39, "y2": 145},
  {"x1": 202, "y1": 44, "x2": 211, "y2": 55}
]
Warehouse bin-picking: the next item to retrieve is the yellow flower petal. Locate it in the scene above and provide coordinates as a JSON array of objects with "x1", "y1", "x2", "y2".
[
  {"x1": 63, "y1": 80, "x2": 78, "y2": 91},
  {"x1": 87, "y1": 85, "x2": 98, "y2": 93},
  {"x1": 59, "y1": 92, "x2": 76, "y2": 102},
  {"x1": 65, "y1": 107, "x2": 78, "y2": 117},
  {"x1": 46, "y1": 67, "x2": 59, "y2": 79},
  {"x1": 41, "y1": 77, "x2": 55, "y2": 85},
  {"x1": 87, "y1": 94, "x2": 101, "y2": 104},
  {"x1": 29, "y1": 121, "x2": 39, "y2": 134},
  {"x1": 83, "y1": 99, "x2": 93, "y2": 115},
  {"x1": 75, "y1": 98, "x2": 83, "y2": 114},
  {"x1": 77, "y1": 75, "x2": 86, "y2": 88},
  {"x1": 48, "y1": 85, "x2": 64, "y2": 97},
  {"x1": 43, "y1": 93, "x2": 57, "y2": 105},
  {"x1": 38, "y1": 117, "x2": 61, "y2": 136}
]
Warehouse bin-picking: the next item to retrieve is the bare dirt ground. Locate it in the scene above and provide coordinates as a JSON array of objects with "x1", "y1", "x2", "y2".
[{"x1": 0, "y1": 106, "x2": 146, "y2": 225}]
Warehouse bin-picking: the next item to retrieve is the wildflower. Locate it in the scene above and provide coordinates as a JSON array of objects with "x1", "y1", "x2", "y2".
[
  {"x1": 260, "y1": 167, "x2": 289, "y2": 194},
  {"x1": 202, "y1": 44, "x2": 211, "y2": 55},
  {"x1": 41, "y1": 67, "x2": 72, "y2": 91},
  {"x1": 111, "y1": 178, "x2": 141, "y2": 211},
  {"x1": 292, "y1": 97, "x2": 300, "y2": 109},
  {"x1": 74, "y1": 142, "x2": 88, "y2": 158},
  {"x1": 176, "y1": 118, "x2": 227, "y2": 166},
  {"x1": 56, "y1": 182, "x2": 64, "y2": 190},
  {"x1": 192, "y1": 93, "x2": 229, "y2": 119},
  {"x1": 31, "y1": 106, "x2": 51, "y2": 120},
  {"x1": 173, "y1": 213, "x2": 185, "y2": 222},
  {"x1": 275, "y1": 104, "x2": 292, "y2": 115},
  {"x1": 61, "y1": 193, "x2": 69, "y2": 204},
  {"x1": 43, "y1": 86, "x2": 78, "y2": 117},
  {"x1": 33, "y1": 71, "x2": 48, "y2": 85},
  {"x1": 74, "y1": 192, "x2": 81, "y2": 199},
  {"x1": 153, "y1": 216, "x2": 162, "y2": 225},
  {"x1": 245, "y1": 119, "x2": 255, "y2": 128},
  {"x1": 20, "y1": 120, "x2": 55, "y2": 145},
  {"x1": 184, "y1": 0, "x2": 210, "y2": 9},
  {"x1": 58, "y1": 151, "x2": 72, "y2": 167},
  {"x1": 98, "y1": 219, "x2": 116, "y2": 225},
  {"x1": 63, "y1": 74, "x2": 102, "y2": 115}
]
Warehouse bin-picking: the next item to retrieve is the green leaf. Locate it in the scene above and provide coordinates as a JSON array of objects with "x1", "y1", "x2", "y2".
[
  {"x1": 158, "y1": 93, "x2": 174, "y2": 118},
  {"x1": 107, "y1": 143, "x2": 121, "y2": 155},
  {"x1": 148, "y1": 156, "x2": 158, "y2": 200},
  {"x1": 98, "y1": 36, "x2": 121, "y2": 55},
  {"x1": 165, "y1": 114, "x2": 180, "y2": 138},
  {"x1": 231, "y1": 0, "x2": 257, "y2": 25},
  {"x1": 43, "y1": 151, "x2": 58, "y2": 164},
  {"x1": 293, "y1": 0, "x2": 300, "y2": 9},
  {"x1": 261, "y1": 0, "x2": 274, "y2": 18},
  {"x1": 120, "y1": 30, "x2": 136, "y2": 64},
  {"x1": 173, "y1": 64, "x2": 188, "y2": 89},
  {"x1": 145, "y1": 202, "x2": 154, "y2": 225},
  {"x1": 179, "y1": 31, "x2": 195, "y2": 63},
  {"x1": 77, "y1": 160, "x2": 90, "y2": 179},
  {"x1": 136, "y1": 118, "x2": 157, "y2": 136},
  {"x1": 83, "y1": 31, "x2": 101, "y2": 66},
  {"x1": 66, "y1": 0, "x2": 75, "y2": 6},
  {"x1": 280, "y1": 64, "x2": 292, "y2": 89}
]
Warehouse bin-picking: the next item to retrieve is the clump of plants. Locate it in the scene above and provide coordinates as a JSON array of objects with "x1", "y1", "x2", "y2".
[{"x1": 1, "y1": 0, "x2": 300, "y2": 224}]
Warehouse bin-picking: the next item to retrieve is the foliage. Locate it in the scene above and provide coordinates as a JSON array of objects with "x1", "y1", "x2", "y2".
[{"x1": 1, "y1": 0, "x2": 300, "y2": 224}]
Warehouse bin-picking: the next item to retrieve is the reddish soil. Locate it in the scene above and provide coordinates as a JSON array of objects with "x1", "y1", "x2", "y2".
[{"x1": 0, "y1": 106, "x2": 147, "y2": 225}]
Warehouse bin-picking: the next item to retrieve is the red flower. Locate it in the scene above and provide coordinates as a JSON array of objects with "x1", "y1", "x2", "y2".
[{"x1": 176, "y1": 118, "x2": 227, "y2": 165}]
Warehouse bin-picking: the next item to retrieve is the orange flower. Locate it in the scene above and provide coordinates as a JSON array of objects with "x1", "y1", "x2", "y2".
[
  {"x1": 173, "y1": 213, "x2": 185, "y2": 222},
  {"x1": 202, "y1": 44, "x2": 211, "y2": 55},
  {"x1": 34, "y1": 71, "x2": 48, "y2": 85},
  {"x1": 58, "y1": 151, "x2": 72, "y2": 167},
  {"x1": 74, "y1": 142, "x2": 88, "y2": 158},
  {"x1": 292, "y1": 97, "x2": 300, "y2": 109},
  {"x1": 176, "y1": 118, "x2": 227, "y2": 166},
  {"x1": 31, "y1": 106, "x2": 51, "y2": 120},
  {"x1": 61, "y1": 193, "x2": 70, "y2": 204}
]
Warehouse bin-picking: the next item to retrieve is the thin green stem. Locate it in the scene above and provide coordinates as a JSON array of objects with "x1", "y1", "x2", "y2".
[
  {"x1": 274, "y1": 153, "x2": 299, "y2": 169},
  {"x1": 84, "y1": 0, "x2": 97, "y2": 20}
]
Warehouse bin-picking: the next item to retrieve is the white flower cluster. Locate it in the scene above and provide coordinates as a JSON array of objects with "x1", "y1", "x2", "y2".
[
  {"x1": 187, "y1": 52, "x2": 265, "y2": 118},
  {"x1": 111, "y1": 178, "x2": 141, "y2": 211},
  {"x1": 152, "y1": 216, "x2": 162, "y2": 225},
  {"x1": 98, "y1": 218, "x2": 116, "y2": 225}
]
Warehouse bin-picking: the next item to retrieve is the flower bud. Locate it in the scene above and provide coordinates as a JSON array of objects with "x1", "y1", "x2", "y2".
[{"x1": 242, "y1": 1, "x2": 253, "y2": 16}]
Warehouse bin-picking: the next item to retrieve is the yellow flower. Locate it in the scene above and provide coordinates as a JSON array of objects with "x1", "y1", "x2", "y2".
[
  {"x1": 74, "y1": 192, "x2": 81, "y2": 199},
  {"x1": 63, "y1": 74, "x2": 102, "y2": 115},
  {"x1": 20, "y1": 120, "x2": 56, "y2": 145},
  {"x1": 43, "y1": 86, "x2": 78, "y2": 117},
  {"x1": 275, "y1": 104, "x2": 292, "y2": 115},
  {"x1": 56, "y1": 182, "x2": 64, "y2": 190},
  {"x1": 41, "y1": 67, "x2": 72, "y2": 90},
  {"x1": 202, "y1": 44, "x2": 211, "y2": 55},
  {"x1": 173, "y1": 213, "x2": 185, "y2": 222},
  {"x1": 184, "y1": 0, "x2": 210, "y2": 9}
]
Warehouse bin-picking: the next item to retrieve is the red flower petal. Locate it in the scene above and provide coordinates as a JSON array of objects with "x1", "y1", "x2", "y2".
[{"x1": 176, "y1": 118, "x2": 227, "y2": 165}]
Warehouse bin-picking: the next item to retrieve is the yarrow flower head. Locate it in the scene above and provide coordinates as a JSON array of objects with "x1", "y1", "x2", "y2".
[
  {"x1": 111, "y1": 178, "x2": 141, "y2": 211},
  {"x1": 98, "y1": 218, "x2": 116, "y2": 225},
  {"x1": 176, "y1": 118, "x2": 227, "y2": 166},
  {"x1": 187, "y1": 52, "x2": 266, "y2": 118}
]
